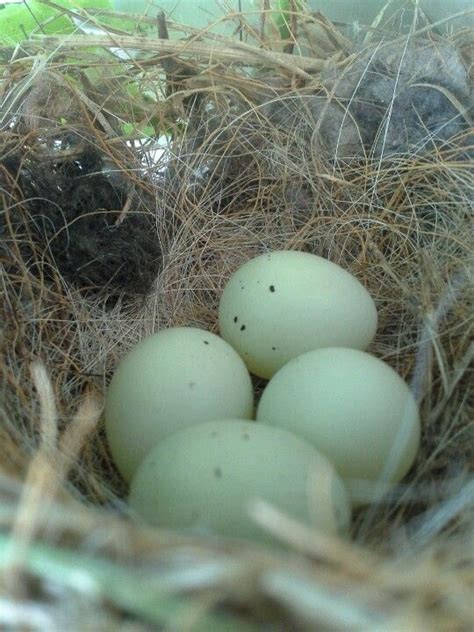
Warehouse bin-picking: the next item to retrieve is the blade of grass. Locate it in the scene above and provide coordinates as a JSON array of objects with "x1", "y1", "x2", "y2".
[{"x1": 0, "y1": 534, "x2": 262, "y2": 632}]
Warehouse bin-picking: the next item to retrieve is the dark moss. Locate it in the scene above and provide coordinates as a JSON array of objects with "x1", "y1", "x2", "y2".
[{"x1": 1, "y1": 145, "x2": 163, "y2": 299}]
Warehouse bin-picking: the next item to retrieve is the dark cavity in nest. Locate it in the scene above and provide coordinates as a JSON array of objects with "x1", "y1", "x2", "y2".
[{"x1": 1, "y1": 145, "x2": 163, "y2": 299}]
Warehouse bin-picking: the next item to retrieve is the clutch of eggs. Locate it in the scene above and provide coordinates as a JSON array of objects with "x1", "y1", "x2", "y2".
[{"x1": 104, "y1": 250, "x2": 420, "y2": 539}]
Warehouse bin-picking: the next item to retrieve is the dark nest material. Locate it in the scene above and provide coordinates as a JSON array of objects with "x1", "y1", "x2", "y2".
[
  {"x1": 0, "y1": 3, "x2": 473, "y2": 631},
  {"x1": 1, "y1": 73, "x2": 164, "y2": 298}
]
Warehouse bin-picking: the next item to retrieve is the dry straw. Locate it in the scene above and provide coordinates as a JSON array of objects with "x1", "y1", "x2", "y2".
[{"x1": 0, "y1": 1, "x2": 473, "y2": 630}]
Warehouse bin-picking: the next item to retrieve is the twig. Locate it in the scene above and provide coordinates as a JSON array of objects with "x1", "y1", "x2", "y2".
[{"x1": 23, "y1": 35, "x2": 327, "y2": 77}]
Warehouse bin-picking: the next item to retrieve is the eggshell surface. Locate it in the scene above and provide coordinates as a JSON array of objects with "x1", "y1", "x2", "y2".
[
  {"x1": 129, "y1": 419, "x2": 351, "y2": 542},
  {"x1": 218, "y1": 251, "x2": 377, "y2": 378},
  {"x1": 105, "y1": 328, "x2": 254, "y2": 481},
  {"x1": 256, "y1": 348, "x2": 420, "y2": 500}
]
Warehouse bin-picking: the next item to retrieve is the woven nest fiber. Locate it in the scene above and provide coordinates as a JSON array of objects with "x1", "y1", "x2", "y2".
[{"x1": 0, "y1": 2, "x2": 473, "y2": 630}]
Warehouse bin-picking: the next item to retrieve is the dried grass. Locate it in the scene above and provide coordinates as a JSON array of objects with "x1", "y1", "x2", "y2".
[{"x1": 0, "y1": 2, "x2": 473, "y2": 630}]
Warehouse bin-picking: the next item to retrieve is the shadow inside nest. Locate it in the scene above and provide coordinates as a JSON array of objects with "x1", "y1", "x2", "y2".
[{"x1": 1, "y1": 143, "x2": 164, "y2": 300}]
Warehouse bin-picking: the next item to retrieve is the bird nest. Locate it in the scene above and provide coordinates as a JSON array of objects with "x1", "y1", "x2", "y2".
[{"x1": 0, "y1": 3, "x2": 473, "y2": 630}]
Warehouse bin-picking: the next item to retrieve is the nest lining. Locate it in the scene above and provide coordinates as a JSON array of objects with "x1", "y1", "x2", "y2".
[{"x1": 0, "y1": 4, "x2": 473, "y2": 631}]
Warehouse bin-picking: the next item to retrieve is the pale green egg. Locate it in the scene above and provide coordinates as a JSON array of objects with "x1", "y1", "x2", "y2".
[
  {"x1": 105, "y1": 327, "x2": 254, "y2": 481},
  {"x1": 129, "y1": 419, "x2": 351, "y2": 543},
  {"x1": 219, "y1": 251, "x2": 377, "y2": 379},
  {"x1": 256, "y1": 347, "x2": 420, "y2": 503}
]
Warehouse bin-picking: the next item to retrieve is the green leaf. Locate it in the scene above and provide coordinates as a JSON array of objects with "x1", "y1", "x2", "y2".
[
  {"x1": 273, "y1": 0, "x2": 307, "y2": 40},
  {"x1": 0, "y1": 0, "x2": 112, "y2": 45}
]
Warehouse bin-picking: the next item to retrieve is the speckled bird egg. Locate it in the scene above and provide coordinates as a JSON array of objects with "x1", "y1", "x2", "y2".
[
  {"x1": 129, "y1": 419, "x2": 351, "y2": 543},
  {"x1": 105, "y1": 327, "x2": 254, "y2": 481},
  {"x1": 218, "y1": 250, "x2": 377, "y2": 378}
]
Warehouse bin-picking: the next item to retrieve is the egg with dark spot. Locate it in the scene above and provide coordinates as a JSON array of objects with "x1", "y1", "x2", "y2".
[
  {"x1": 129, "y1": 419, "x2": 351, "y2": 542},
  {"x1": 105, "y1": 327, "x2": 254, "y2": 481},
  {"x1": 219, "y1": 251, "x2": 377, "y2": 378}
]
